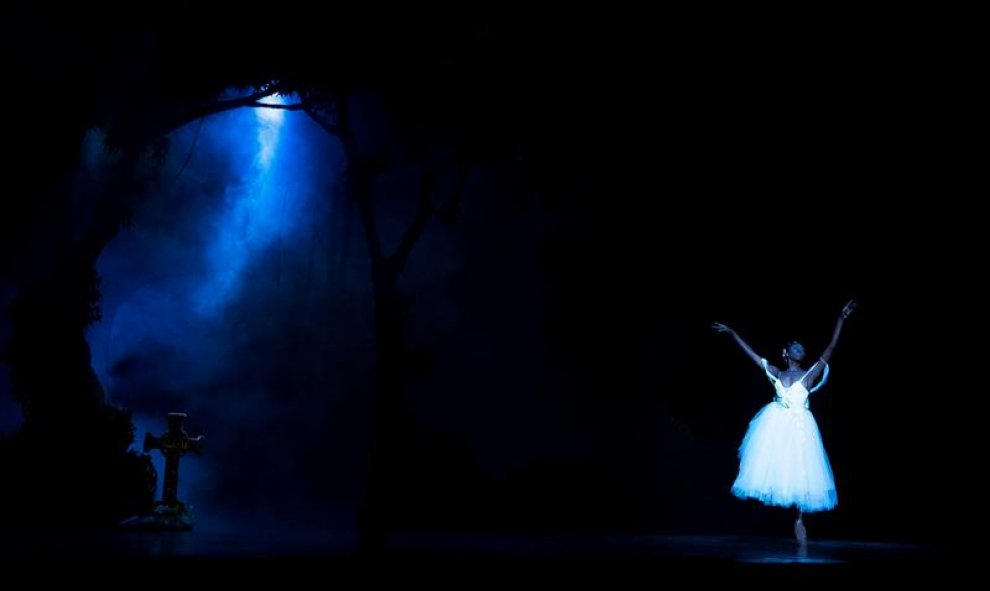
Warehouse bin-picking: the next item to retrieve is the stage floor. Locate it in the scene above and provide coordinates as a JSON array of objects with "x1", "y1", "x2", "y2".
[{"x1": 1, "y1": 529, "x2": 959, "y2": 581}]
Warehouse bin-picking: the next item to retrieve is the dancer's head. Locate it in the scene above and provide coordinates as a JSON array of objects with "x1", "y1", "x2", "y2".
[{"x1": 782, "y1": 341, "x2": 805, "y2": 363}]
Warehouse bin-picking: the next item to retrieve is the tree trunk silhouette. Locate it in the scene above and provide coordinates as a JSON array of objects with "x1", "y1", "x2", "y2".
[
  {"x1": 336, "y1": 117, "x2": 406, "y2": 556},
  {"x1": 358, "y1": 257, "x2": 406, "y2": 554},
  {"x1": 307, "y1": 96, "x2": 469, "y2": 555}
]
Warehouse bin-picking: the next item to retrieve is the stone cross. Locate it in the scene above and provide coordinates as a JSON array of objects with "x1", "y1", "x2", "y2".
[{"x1": 143, "y1": 412, "x2": 205, "y2": 506}]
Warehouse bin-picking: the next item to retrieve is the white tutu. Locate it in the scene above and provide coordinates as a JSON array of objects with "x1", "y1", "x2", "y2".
[{"x1": 731, "y1": 359, "x2": 837, "y2": 513}]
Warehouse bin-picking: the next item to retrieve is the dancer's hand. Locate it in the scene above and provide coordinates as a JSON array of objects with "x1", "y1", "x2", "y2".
[
  {"x1": 841, "y1": 300, "x2": 856, "y2": 319},
  {"x1": 712, "y1": 322, "x2": 734, "y2": 335}
]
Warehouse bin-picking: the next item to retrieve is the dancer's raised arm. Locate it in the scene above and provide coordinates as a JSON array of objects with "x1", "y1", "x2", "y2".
[
  {"x1": 712, "y1": 322, "x2": 778, "y2": 377},
  {"x1": 803, "y1": 300, "x2": 856, "y2": 385}
]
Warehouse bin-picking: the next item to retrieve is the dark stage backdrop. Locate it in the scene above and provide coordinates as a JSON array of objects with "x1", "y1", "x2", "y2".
[{"x1": 0, "y1": 5, "x2": 974, "y2": 548}]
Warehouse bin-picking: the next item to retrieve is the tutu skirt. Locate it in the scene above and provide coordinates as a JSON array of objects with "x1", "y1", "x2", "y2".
[{"x1": 731, "y1": 401, "x2": 837, "y2": 512}]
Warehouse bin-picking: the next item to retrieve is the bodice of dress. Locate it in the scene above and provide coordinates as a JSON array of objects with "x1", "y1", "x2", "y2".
[
  {"x1": 772, "y1": 380, "x2": 811, "y2": 410},
  {"x1": 760, "y1": 358, "x2": 828, "y2": 410}
]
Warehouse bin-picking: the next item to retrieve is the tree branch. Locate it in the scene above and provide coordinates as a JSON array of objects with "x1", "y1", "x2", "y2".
[
  {"x1": 356, "y1": 175, "x2": 385, "y2": 266},
  {"x1": 317, "y1": 95, "x2": 385, "y2": 267},
  {"x1": 434, "y1": 159, "x2": 472, "y2": 226},
  {"x1": 248, "y1": 101, "x2": 307, "y2": 111},
  {"x1": 389, "y1": 169, "x2": 437, "y2": 273},
  {"x1": 170, "y1": 88, "x2": 280, "y2": 131}
]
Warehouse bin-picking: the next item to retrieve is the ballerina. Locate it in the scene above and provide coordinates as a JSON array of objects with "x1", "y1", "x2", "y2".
[{"x1": 713, "y1": 299, "x2": 855, "y2": 546}]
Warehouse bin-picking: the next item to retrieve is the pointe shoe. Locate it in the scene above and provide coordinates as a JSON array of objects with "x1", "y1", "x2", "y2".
[{"x1": 794, "y1": 517, "x2": 808, "y2": 546}]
